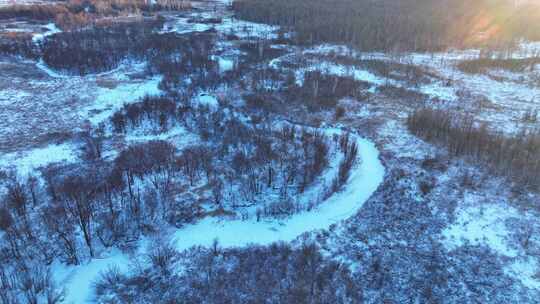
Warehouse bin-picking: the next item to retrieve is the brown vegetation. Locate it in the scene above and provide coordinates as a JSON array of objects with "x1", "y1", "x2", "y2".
[
  {"x1": 457, "y1": 57, "x2": 540, "y2": 74},
  {"x1": 0, "y1": 0, "x2": 191, "y2": 30}
]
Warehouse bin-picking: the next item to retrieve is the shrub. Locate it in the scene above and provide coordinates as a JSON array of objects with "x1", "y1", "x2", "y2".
[{"x1": 457, "y1": 57, "x2": 540, "y2": 74}]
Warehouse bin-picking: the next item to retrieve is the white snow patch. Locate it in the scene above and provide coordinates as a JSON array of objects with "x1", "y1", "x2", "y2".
[
  {"x1": 418, "y1": 81, "x2": 458, "y2": 101},
  {"x1": 443, "y1": 192, "x2": 540, "y2": 290},
  {"x1": 293, "y1": 61, "x2": 387, "y2": 87},
  {"x1": 215, "y1": 56, "x2": 234, "y2": 73},
  {"x1": 162, "y1": 15, "x2": 279, "y2": 39},
  {"x1": 0, "y1": 143, "x2": 77, "y2": 177},
  {"x1": 125, "y1": 125, "x2": 198, "y2": 145},
  {"x1": 81, "y1": 76, "x2": 162, "y2": 125},
  {"x1": 507, "y1": 258, "x2": 540, "y2": 290},
  {"x1": 443, "y1": 199, "x2": 519, "y2": 257},
  {"x1": 52, "y1": 249, "x2": 130, "y2": 304},
  {"x1": 377, "y1": 119, "x2": 437, "y2": 159},
  {"x1": 32, "y1": 22, "x2": 61, "y2": 43},
  {"x1": 34, "y1": 60, "x2": 142, "y2": 80},
  {"x1": 217, "y1": 17, "x2": 279, "y2": 39}
]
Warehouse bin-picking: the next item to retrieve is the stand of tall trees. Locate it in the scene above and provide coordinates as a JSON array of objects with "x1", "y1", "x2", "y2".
[
  {"x1": 0, "y1": 33, "x2": 39, "y2": 59},
  {"x1": 1, "y1": 14, "x2": 217, "y2": 76},
  {"x1": 109, "y1": 93, "x2": 341, "y2": 219},
  {"x1": 40, "y1": 19, "x2": 174, "y2": 75},
  {"x1": 233, "y1": 0, "x2": 540, "y2": 52},
  {"x1": 38, "y1": 20, "x2": 217, "y2": 75},
  {"x1": 408, "y1": 108, "x2": 540, "y2": 191},
  {"x1": 457, "y1": 57, "x2": 540, "y2": 74}
]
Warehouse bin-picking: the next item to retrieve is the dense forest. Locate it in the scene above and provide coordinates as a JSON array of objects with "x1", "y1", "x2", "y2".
[
  {"x1": 232, "y1": 0, "x2": 540, "y2": 52},
  {"x1": 40, "y1": 19, "x2": 196, "y2": 75}
]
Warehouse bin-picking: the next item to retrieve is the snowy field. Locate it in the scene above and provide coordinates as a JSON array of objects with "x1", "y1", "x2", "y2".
[
  {"x1": 1, "y1": 0, "x2": 540, "y2": 302},
  {"x1": 51, "y1": 129, "x2": 384, "y2": 303},
  {"x1": 442, "y1": 188, "x2": 540, "y2": 290},
  {"x1": 0, "y1": 57, "x2": 161, "y2": 151},
  {"x1": 271, "y1": 43, "x2": 540, "y2": 135}
]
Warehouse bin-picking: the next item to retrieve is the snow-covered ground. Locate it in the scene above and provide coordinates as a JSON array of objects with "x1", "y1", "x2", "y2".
[
  {"x1": 443, "y1": 192, "x2": 540, "y2": 290},
  {"x1": 82, "y1": 74, "x2": 162, "y2": 126},
  {"x1": 401, "y1": 51, "x2": 540, "y2": 133},
  {"x1": 52, "y1": 248, "x2": 130, "y2": 304},
  {"x1": 278, "y1": 43, "x2": 540, "y2": 134},
  {"x1": 172, "y1": 131, "x2": 384, "y2": 249},
  {"x1": 443, "y1": 198, "x2": 520, "y2": 257},
  {"x1": 0, "y1": 57, "x2": 162, "y2": 151},
  {"x1": 288, "y1": 60, "x2": 387, "y2": 88},
  {"x1": 53, "y1": 128, "x2": 385, "y2": 303},
  {"x1": 2, "y1": 1, "x2": 539, "y2": 301},
  {"x1": 0, "y1": 61, "x2": 162, "y2": 174},
  {"x1": 0, "y1": 142, "x2": 78, "y2": 177},
  {"x1": 345, "y1": 73, "x2": 540, "y2": 293}
]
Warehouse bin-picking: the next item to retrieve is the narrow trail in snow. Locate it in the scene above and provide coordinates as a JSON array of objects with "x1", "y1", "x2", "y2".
[
  {"x1": 171, "y1": 129, "x2": 385, "y2": 250},
  {"x1": 56, "y1": 126, "x2": 385, "y2": 304}
]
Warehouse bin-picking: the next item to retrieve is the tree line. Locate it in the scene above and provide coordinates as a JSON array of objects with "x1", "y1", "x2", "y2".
[
  {"x1": 408, "y1": 108, "x2": 540, "y2": 192},
  {"x1": 457, "y1": 57, "x2": 540, "y2": 74},
  {"x1": 232, "y1": 0, "x2": 540, "y2": 52},
  {"x1": 1, "y1": 8, "x2": 218, "y2": 76},
  {"x1": 39, "y1": 18, "x2": 182, "y2": 75}
]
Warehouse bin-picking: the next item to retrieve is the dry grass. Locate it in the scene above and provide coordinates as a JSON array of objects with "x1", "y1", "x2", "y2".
[
  {"x1": 203, "y1": 207, "x2": 236, "y2": 219},
  {"x1": 96, "y1": 77, "x2": 119, "y2": 89}
]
